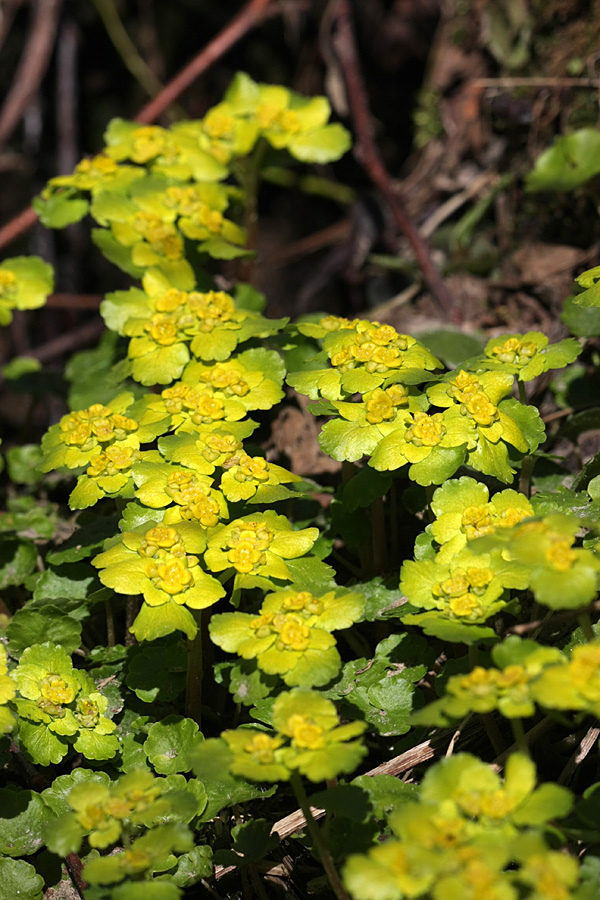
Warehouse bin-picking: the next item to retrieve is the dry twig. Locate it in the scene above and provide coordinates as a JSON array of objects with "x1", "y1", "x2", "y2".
[
  {"x1": 331, "y1": 0, "x2": 457, "y2": 321},
  {"x1": 0, "y1": 0, "x2": 63, "y2": 149}
]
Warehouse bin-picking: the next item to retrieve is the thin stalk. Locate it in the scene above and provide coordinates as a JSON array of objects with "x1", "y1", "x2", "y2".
[
  {"x1": 371, "y1": 495, "x2": 388, "y2": 576},
  {"x1": 390, "y1": 478, "x2": 399, "y2": 564},
  {"x1": 290, "y1": 772, "x2": 351, "y2": 900},
  {"x1": 104, "y1": 598, "x2": 115, "y2": 648},
  {"x1": 468, "y1": 644, "x2": 480, "y2": 669},
  {"x1": 480, "y1": 712, "x2": 506, "y2": 755},
  {"x1": 510, "y1": 717, "x2": 529, "y2": 756},
  {"x1": 185, "y1": 610, "x2": 205, "y2": 727},
  {"x1": 517, "y1": 380, "x2": 535, "y2": 497},
  {"x1": 578, "y1": 611, "x2": 595, "y2": 642},
  {"x1": 236, "y1": 139, "x2": 267, "y2": 283},
  {"x1": 125, "y1": 596, "x2": 139, "y2": 645}
]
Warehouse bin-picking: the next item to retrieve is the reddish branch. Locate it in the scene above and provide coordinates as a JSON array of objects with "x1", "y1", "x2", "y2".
[
  {"x1": 0, "y1": 0, "x2": 63, "y2": 149},
  {"x1": 332, "y1": 0, "x2": 457, "y2": 322},
  {"x1": 0, "y1": 0, "x2": 277, "y2": 251},
  {"x1": 134, "y1": 0, "x2": 274, "y2": 124}
]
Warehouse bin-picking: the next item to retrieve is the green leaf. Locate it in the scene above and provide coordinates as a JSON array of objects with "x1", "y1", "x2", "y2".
[
  {"x1": 0, "y1": 789, "x2": 54, "y2": 857},
  {"x1": 0, "y1": 859, "x2": 44, "y2": 900},
  {"x1": 112, "y1": 884, "x2": 181, "y2": 900},
  {"x1": 33, "y1": 191, "x2": 89, "y2": 228},
  {"x1": 188, "y1": 739, "x2": 277, "y2": 821},
  {"x1": 6, "y1": 444, "x2": 44, "y2": 484},
  {"x1": 42, "y1": 769, "x2": 111, "y2": 817},
  {"x1": 172, "y1": 845, "x2": 213, "y2": 887},
  {"x1": 417, "y1": 329, "x2": 483, "y2": 368},
  {"x1": 17, "y1": 719, "x2": 71, "y2": 766},
  {"x1": 562, "y1": 294, "x2": 600, "y2": 337},
  {"x1": 352, "y1": 577, "x2": 406, "y2": 621},
  {"x1": 7, "y1": 606, "x2": 82, "y2": 654},
  {"x1": 0, "y1": 537, "x2": 36, "y2": 588},
  {"x1": 130, "y1": 600, "x2": 198, "y2": 641},
  {"x1": 526, "y1": 128, "x2": 600, "y2": 191},
  {"x1": 126, "y1": 641, "x2": 186, "y2": 703},
  {"x1": 92, "y1": 228, "x2": 144, "y2": 277},
  {"x1": 231, "y1": 819, "x2": 279, "y2": 863},
  {"x1": 500, "y1": 398, "x2": 546, "y2": 451},
  {"x1": 511, "y1": 783, "x2": 573, "y2": 826},
  {"x1": 351, "y1": 774, "x2": 417, "y2": 820},
  {"x1": 46, "y1": 514, "x2": 120, "y2": 564},
  {"x1": 229, "y1": 660, "x2": 279, "y2": 707},
  {"x1": 309, "y1": 784, "x2": 372, "y2": 822},
  {"x1": 402, "y1": 611, "x2": 498, "y2": 644},
  {"x1": 32, "y1": 562, "x2": 99, "y2": 603},
  {"x1": 342, "y1": 468, "x2": 392, "y2": 512},
  {"x1": 144, "y1": 716, "x2": 201, "y2": 774}
]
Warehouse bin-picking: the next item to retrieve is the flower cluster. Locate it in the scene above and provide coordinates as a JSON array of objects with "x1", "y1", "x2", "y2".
[
  {"x1": 12, "y1": 643, "x2": 118, "y2": 765},
  {"x1": 35, "y1": 72, "x2": 350, "y2": 287},
  {"x1": 102, "y1": 267, "x2": 287, "y2": 385},
  {"x1": 472, "y1": 513, "x2": 600, "y2": 610},
  {"x1": 0, "y1": 644, "x2": 16, "y2": 734},
  {"x1": 344, "y1": 752, "x2": 577, "y2": 900},
  {"x1": 0, "y1": 256, "x2": 54, "y2": 325},
  {"x1": 40, "y1": 393, "x2": 158, "y2": 471},
  {"x1": 192, "y1": 689, "x2": 366, "y2": 783},
  {"x1": 44, "y1": 770, "x2": 197, "y2": 853},
  {"x1": 204, "y1": 512, "x2": 319, "y2": 589},
  {"x1": 289, "y1": 316, "x2": 547, "y2": 484},
  {"x1": 478, "y1": 332, "x2": 581, "y2": 381},
  {"x1": 209, "y1": 587, "x2": 364, "y2": 686},
  {"x1": 93, "y1": 522, "x2": 225, "y2": 641}
]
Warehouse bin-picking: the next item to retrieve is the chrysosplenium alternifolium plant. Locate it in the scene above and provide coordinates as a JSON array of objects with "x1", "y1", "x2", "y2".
[{"x1": 2, "y1": 71, "x2": 600, "y2": 900}]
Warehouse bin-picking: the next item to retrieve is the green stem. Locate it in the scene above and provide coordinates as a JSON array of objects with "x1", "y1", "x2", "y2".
[
  {"x1": 517, "y1": 380, "x2": 527, "y2": 405},
  {"x1": 290, "y1": 772, "x2": 351, "y2": 900},
  {"x1": 468, "y1": 644, "x2": 480, "y2": 669},
  {"x1": 185, "y1": 610, "x2": 205, "y2": 727},
  {"x1": 510, "y1": 717, "x2": 529, "y2": 756},
  {"x1": 516, "y1": 380, "x2": 535, "y2": 497},
  {"x1": 578, "y1": 611, "x2": 595, "y2": 642},
  {"x1": 92, "y1": 0, "x2": 176, "y2": 107}
]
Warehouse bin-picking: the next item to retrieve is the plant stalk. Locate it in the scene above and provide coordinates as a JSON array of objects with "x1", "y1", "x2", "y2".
[
  {"x1": 290, "y1": 772, "x2": 351, "y2": 900},
  {"x1": 185, "y1": 609, "x2": 205, "y2": 727}
]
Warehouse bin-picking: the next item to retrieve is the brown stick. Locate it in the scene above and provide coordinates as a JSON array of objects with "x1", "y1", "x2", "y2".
[
  {"x1": 46, "y1": 293, "x2": 103, "y2": 309},
  {"x1": 332, "y1": 0, "x2": 457, "y2": 321},
  {"x1": 0, "y1": 204, "x2": 39, "y2": 252},
  {"x1": 0, "y1": 0, "x2": 63, "y2": 149},
  {"x1": 134, "y1": 0, "x2": 274, "y2": 124}
]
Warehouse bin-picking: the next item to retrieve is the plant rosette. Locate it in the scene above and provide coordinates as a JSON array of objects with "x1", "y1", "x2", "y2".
[
  {"x1": 46, "y1": 770, "x2": 195, "y2": 854},
  {"x1": 344, "y1": 753, "x2": 574, "y2": 900},
  {"x1": 472, "y1": 513, "x2": 600, "y2": 609},
  {"x1": 426, "y1": 369, "x2": 539, "y2": 483},
  {"x1": 0, "y1": 256, "x2": 54, "y2": 325},
  {"x1": 221, "y1": 689, "x2": 366, "y2": 782},
  {"x1": 103, "y1": 118, "x2": 228, "y2": 179},
  {"x1": 204, "y1": 511, "x2": 320, "y2": 590},
  {"x1": 209, "y1": 587, "x2": 364, "y2": 687},
  {"x1": 219, "y1": 452, "x2": 302, "y2": 503},
  {"x1": 93, "y1": 522, "x2": 225, "y2": 640},
  {"x1": 136, "y1": 381, "x2": 250, "y2": 436},
  {"x1": 479, "y1": 332, "x2": 581, "y2": 381},
  {"x1": 368, "y1": 407, "x2": 473, "y2": 486},
  {"x1": 158, "y1": 423, "x2": 255, "y2": 475},
  {"x1": 12, "y1": 643, "x2": 118, "y2": 765},
  {"x1": 430, "y1": 476, "x2": 535, "y2": 562},
  {"x1": 412, "y1": 636, "x2": 565, "y2": 725},
  {"x1": 181, "y1": 349, "x2": 285, "y2": 413},
  {"x1": 531, "y1": 640, "x2": 600, "y2": 717},
  {"x1": 132, "y1": 460, "x2": 228, "y2": 527},
  {"x1": 400, "y1": 548, "x2": 527, "y2": 627},
  {"x1": 317, "y1": 384, "x2": 427, "y2": 463},
  {"x1": 222, "y1": 72, "x2": 352, "y2": 164},
  {"x1": 0, "y1": 644, "x2": 16, "y2": 734},
  {"x1": 69, "y1": 447, "x2": 162, "y2": 510},
  {"x1": 288, "y1": 320, "x2": 441, "y2": 401},
  {"x1": 40, "y1": 392, "x2": 164, "y2": 472}
]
